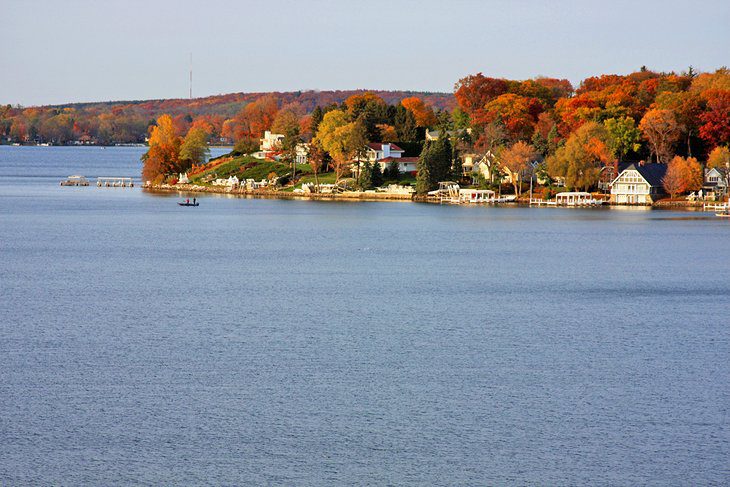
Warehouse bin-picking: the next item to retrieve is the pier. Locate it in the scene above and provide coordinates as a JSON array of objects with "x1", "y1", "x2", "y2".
[
  {"x1": 703, "y1": 202, "x2": 728, "y2": 212},
  {"x1": 97, "y1": 177, "x2": 134, "y2": 187}
]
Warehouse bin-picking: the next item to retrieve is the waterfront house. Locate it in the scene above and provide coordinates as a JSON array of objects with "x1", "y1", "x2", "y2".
[
  {"x1": 703, "y1": 167, "x2": 728, "y2": 199},
  {"x1": 260, "y1": 130, "x2": 285, "y2": 152},
  {"x1": 295, "y1": 143, "x2": 309, "y2": 165},
  {"x1": 610, "y1": 163, "x2": 667, "y2": 204},
  {"x1": 352, "y1": 143, "x2": 418, "y2": 175},
  {"x1": 178, "y1": 172, "x2": 190, "y2": 184},
  {"x1": 464, "y1": 150, "x2": 500, "y2": 182}
]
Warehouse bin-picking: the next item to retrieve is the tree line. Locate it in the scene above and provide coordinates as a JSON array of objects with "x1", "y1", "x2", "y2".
[{"x1": 135, "y1": 66, "x2": 730, "y2": 193}]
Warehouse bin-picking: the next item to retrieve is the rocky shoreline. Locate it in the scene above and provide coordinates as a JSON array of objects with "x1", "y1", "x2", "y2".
[
  {"x1": 144, "y1": 183, "x2": 415, "y2": 201},
  {"x1": 144, "y1": 183, "x2": 724, "y2": 209}
]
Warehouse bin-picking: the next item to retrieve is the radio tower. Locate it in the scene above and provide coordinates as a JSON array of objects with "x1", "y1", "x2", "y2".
[{"x1": 189, "y1": 53, "x2": 193, "y2": 99}]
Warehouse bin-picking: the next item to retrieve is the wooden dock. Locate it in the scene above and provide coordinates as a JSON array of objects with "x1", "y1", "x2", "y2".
[{"x1": 97, "y1": 177, "x2": 134, "y2": 187}]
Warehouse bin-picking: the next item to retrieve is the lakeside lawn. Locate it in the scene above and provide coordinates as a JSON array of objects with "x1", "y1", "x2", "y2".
[{"x1": 190, "y1": 155, "x2": 313, "y2": 184}]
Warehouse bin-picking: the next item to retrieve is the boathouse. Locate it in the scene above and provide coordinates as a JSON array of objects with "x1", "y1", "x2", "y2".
[{"x1": 610, "y1": 163, "x2": 667, "y2": 205}]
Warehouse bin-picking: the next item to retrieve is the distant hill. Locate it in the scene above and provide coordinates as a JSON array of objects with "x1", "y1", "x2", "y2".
[{"x1": 49, "y1": 90, "x2": 456, "y2": 117}]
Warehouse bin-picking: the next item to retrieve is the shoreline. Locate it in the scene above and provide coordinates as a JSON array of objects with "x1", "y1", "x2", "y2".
[{"x1": 144, "y1": 183, "x2": 720, "y2": 209}]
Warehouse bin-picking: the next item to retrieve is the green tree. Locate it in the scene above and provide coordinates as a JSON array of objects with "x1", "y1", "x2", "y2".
[
  {"x1": 430, "y1": 136, "x2": 453, "y2": 184},
  {"x1": 371, "y1": 160, "x2": 384, "y2": 187},
  {"x1": 385, "y1": 160, "x2": 400, "y2": 180},
  {"x1": 394, "y1": 105, "x2": 418, "y2": 142},
  {"x1": 310, "y1": 106, "x2": 324, "y2": 135},
  {"x1": 179, "y1": 126, "x2": 210, "y2": 166},
  {"x1": 604, "y1": 116, "x2": 641, "y2": 161}
]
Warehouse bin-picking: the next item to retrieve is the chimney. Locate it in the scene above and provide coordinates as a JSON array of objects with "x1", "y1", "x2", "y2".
[{"x1": 382, "y1": 143, "x2": 390, "y2": 159}]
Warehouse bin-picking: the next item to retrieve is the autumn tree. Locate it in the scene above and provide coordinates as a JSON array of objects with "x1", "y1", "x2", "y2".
[
  {"x1": 639, "y1": 109, "x2": 681, "y2": 163},
  {"x1": 454, "y1": 73, "x2": 509, "y2": 115},
  {"x1": 401, "y1": 96, "x2": 437, "y2": 127},
  {"x1": 377, "y1": 123, "x2": 398, "y2": 142},
  {"x1": 474, "y1": 94, "x2": 543, "y2": 142},
  {"x1": 307, "y1": 143, "x2": 326, "y2": 188},
  {"x1": 653, "y1": 91, "x2": 702, "y2": 156},
  {"x1": 498, "y1": 141, "x2": 537, "y2": 195},
  {"x1": 142, "y1": 114, "x2": 181, "y2": 182},
  {"x1": 663, "y1": 156, "x2": 702, "y2": 198},
  {"x1": 314, "y1": 110, "x2": 367, "y2": 182},
  {"x1": 707, "y1": 145, "x2": 730, "y2": 169},
  {"x1": 546, "y1": 122, "x2": 613, "y2": 191},
  {"x1": 179, "y1": 126, "x2": 210, "y2": 166},
  {"x1": 271, "y1": 109, "x2": 302, "y2": 175},
  {"x1": 698, "y1": 90, "x2": 730, "y2": 150}
]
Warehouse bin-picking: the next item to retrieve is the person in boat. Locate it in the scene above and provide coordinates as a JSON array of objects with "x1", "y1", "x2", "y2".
[
  {"x1": 193, "y1": 197, "x2": 196, "y2": 205},
  {"x1": 186, "y1": 198, "x2": 190, "y2": 204}
]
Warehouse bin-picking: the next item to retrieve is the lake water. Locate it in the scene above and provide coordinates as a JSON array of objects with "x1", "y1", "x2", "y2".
[{"x1": 1, "y1": 146, "x2": 728, "y2": 485}]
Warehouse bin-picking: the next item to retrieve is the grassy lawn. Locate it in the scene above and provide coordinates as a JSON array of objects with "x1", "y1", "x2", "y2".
[{"x1": 190, "y1": 156, "x2": 313, "y2": 184}]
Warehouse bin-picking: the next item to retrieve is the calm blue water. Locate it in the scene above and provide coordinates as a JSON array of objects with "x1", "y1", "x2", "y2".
[{"x1": 1, "y1": 146, "x2": 729, "y2": 485}]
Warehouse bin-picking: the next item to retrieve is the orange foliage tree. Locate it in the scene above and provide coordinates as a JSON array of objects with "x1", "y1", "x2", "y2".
[
  {"x1": 498, "y1": 141, "x2": 537, "y2": 195},
  {"x1": 663, "y1": 156, "x2": 702, "y2": 198},
  {"x1": 639, "y1": 109, "x2": 681, "y2": 163},
  {"x1": 475, "y1": 94, "x2": 543, "y2": 142},
  {"x1": 698, "y1": 89, "x2": 730, "y2": 150},
  {"x1": 401, "y1": 97, "x2": 437, "y2": 127},
  {"x1": 454, "y1": 73, "x2": 509, "y2": 115},
  {"x1": 142, "y1": 114, "x2": 182, "y2": 182}
]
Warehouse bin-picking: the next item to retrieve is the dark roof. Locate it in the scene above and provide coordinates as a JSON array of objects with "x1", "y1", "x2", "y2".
[
  {"x1": 367, "y1": 142, "x2": 404, "y2": 152},
  {"x1": 623, "y1": 163, "x2": 667, "y2": 187}
]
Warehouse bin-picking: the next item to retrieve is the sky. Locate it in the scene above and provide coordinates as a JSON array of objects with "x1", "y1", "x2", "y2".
[{"x1": 2, "y1": 0, "x2": 729, "y2": 106}]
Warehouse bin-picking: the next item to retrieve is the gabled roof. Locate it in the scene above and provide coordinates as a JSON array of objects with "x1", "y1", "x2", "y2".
[
  {"x1": 614, "y1": 163, "x2": 667, "y2": 187},
  {"x1": 367, "y1": 142, "x2": 404, "y2": 152},
  {"x1": 706, "y1": 166, "x2": 727, "y2": 176}
]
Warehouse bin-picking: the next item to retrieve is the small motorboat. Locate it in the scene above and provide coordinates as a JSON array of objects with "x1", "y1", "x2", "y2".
[{"x1": 178, "y1": 201, "x2": 199, "y2": 207}]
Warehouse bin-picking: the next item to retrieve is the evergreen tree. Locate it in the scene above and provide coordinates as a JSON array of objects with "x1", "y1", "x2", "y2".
[
  {"x1": 451, "y1": 143, "x2": 463, "y2": 181},
  {"x1": 532, "y1": 130, "x2": 548, "y2": 156},
  {"x1": 547, "y1": 124, "x2": 561, "y2": 155},
  {"x1": 385, "y1": 160, "x2": 400, "y2": 180},
  {"x1": 431, "y1": 136, "x2": 453, "y2": 184},
  {"x1": 311, "y1": 106, "x2": 324, "y2": 135},
  {"x1": 359, "y1": 161, "x2": 374, "y2": 189},
  {"x1": 416, "y1": 141, "x2": 434, "y2": 194},
  {"x1": 394, "y1": 105, "x2": 418, "y2": 142},
  {"x1": 370, "y1": 160, "x2": 384, "y2": 187}
]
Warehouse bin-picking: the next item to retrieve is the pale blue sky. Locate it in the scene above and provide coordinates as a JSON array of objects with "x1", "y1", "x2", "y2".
[{"x1": 2, "y1": 0, "x2": 728, "y2": 106}]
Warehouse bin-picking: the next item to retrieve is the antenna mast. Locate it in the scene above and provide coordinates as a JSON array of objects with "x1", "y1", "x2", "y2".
[{"x1": 189, "y1": 53, "x2": 193, "y2": 99}]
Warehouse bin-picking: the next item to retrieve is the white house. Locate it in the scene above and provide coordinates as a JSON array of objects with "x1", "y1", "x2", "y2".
[
  {"x1": 365, "y1": 142, "x2": 405, "y2": 162},
  {"x1": 260, "y1": 131, "x2": 285, "y2": 153},
  {"x1": 353, "y1": 143, "x2": 418, "y2": 174},
  {"x1": 463, "y1": 150, "x2": 500, "y2": 181},
  {"x1": 295, "y1": 143, "x2": 309, "y2": 165},
  {"x1": 610, "y1": 163, "x2": 667, "y2": 204},
  {"x1": 704, "y1": 167, "x2": 728, "y2": 199}
]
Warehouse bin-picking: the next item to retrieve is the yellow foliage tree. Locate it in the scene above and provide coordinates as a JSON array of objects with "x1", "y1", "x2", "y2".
[
  {"x1": 142, "y1": 114, "x2": 181, "y2": 182},
  {"x1": 707, "y1": 146, "x2": 730, "y2": 169}
]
